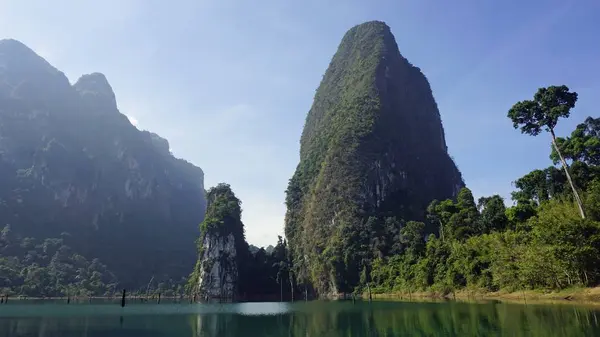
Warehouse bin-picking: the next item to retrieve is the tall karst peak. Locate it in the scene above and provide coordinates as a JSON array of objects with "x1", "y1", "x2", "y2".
[
  {"x1": 74, "y1": 72, "x2": 118, "y2": 110},
  {"x1": 343, "y1": 20, "x2": 392, "y2": 41},
  {"x1": 285, "y1": 21, "x2": 463, "y2": 296}
]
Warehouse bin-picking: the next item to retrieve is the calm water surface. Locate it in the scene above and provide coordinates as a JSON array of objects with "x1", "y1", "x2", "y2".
[{"x1": 1, "y1": 300, "x2": 600, "y2": 336}]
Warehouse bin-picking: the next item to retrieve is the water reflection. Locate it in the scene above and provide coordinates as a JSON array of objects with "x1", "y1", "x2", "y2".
[{"x1": 1, "y1": 300, "x2": 600, "y2": 336}]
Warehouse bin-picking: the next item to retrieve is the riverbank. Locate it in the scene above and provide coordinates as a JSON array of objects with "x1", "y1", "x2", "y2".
[{"x1": 368, "y1": 287, "x2": 600, "y2": 305}]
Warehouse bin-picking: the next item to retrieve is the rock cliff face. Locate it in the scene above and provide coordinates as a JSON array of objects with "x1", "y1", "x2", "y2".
[
  {"x1": 284, "y1": 21, "x2": 464, "y2": 295},
  {"x1": 190, "y1": 184, "x2": 247, "y2": 300},
  {"x1": 197, "y1": 233, "x2": 238, "y2": 299},
  {"x1": 0, "y1": 39, "x2": 206, "y2": 289}
]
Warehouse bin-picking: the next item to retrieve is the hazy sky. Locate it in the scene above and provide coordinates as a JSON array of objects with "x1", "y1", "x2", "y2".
[{"x1": 1, "y1": 0, "x2": 599, "y2": 247}]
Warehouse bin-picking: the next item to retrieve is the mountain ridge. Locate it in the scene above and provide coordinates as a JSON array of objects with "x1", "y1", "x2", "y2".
[{"x1": 0, "y1": 38, "x2": 207, "y2": 293}]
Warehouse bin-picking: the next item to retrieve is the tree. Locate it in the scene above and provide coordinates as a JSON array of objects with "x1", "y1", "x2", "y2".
[
  {"x1": 399, "y1": 221, "x2": 425, "y2": 257},
  {"x1": 477, "y1": 195, "x2": 508, "y2": 233},
  {"x1": 508, "y1": 85, "x2": 585, "y2": 218},
  {"x1": 552, "y1": 116, "x2": 600, "y2": 166},
  {"x1": 427, "y1": 200, "x2": 458, "y2": 241},
  {"x1": 446, "y1": 188, "x2": 481, "y2": 239},
  {"x1": 273, "y1": 236, "x2": 289, "y2": 302},
  {"x1": 511, "y1": 167, "x2": 566, "y2": 204}
]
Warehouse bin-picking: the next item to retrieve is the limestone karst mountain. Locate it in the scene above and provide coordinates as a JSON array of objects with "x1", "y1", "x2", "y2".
[
  {"x1": 284, "y1": 21, "x2": 464, "y2": 296},
  {"x1": 0, "y1": 39, "x2": 206, "y2": 292}
]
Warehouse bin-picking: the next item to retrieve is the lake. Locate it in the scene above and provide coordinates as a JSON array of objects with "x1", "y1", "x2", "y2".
[{"x1": 1, "y1": 299, "x2": 600, "y2": 336}]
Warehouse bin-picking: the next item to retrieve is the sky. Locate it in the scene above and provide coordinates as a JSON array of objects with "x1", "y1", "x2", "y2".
[{"x1": 1, "y1": 0, "x2": 599, "y2": 247}]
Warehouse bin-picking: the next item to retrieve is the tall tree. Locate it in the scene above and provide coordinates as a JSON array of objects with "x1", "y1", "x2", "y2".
[
  {"x1": 508, "y1": 85, "x2": 585, "y2": 218},
  {"x1": 446, "y1": 188, "x2": 481, "y2": 239}
]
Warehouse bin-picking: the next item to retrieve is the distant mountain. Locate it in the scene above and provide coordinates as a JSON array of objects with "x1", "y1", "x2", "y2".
[
  {"x1": 0, "y1": 39, "x2": 207, "y2": 295},
  {"x1": 284, "y1": 21, "x2": 464, "y2": 296}
]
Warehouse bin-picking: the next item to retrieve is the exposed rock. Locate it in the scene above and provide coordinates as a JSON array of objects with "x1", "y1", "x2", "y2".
[
  {"x1": 0, "y1": 39, "x2": 207, "y2": 289},
  {"x1": 74, "y1": 73, "x2": 118, "y2": 110},
  {"x1": 0, "y1": 39, "x2": 72, "y2": 102},
  {"x1": 197, "y1": 233, "x2": 238, "y2": 299},
  {"x1": 190, "y1": 184, "x2": 248, "y2": 300},
  {"x1": 284, "y1": 21, "x2": 464, "y2": 295},
  {"x1": 141, "y1": 130, "x2": 171, "y2": 155}
]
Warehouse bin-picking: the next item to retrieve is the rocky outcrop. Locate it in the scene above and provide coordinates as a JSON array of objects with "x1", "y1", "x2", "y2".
[
  {"x1": 197, "y1": 233, "x2": 238, "y2": 299},
  {"x1": 74, "y1": 72, "x2": 118, "y2": 110},
  {"x1": 190, "y1": 184, "x2": 248, "y2": 300},
  {"x1": 0, "y1": 39, "x2": 207, "y2": 289},
  {"x1": 284, "y1": 21, "x2": 464, "y2": 295}
]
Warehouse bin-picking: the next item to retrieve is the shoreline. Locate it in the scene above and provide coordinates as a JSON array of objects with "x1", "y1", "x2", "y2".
[
  {"x1": 6, "y1": 287, "x2": 600, "y2": 306},
  {"x1": 367, "y1": 287, "x2": 600, "y2": 306},
  {"x1": 1, "y1": 296, "x2": 184, "y2": 301}
]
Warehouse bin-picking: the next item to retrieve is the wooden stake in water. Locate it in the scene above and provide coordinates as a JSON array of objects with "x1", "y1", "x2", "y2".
[
  {"x1": 121, "y1": 289, "x2": 127, "y2": 307},
  {"x1": 157, "y1": 293, "x2": 161, "y2": 304}
]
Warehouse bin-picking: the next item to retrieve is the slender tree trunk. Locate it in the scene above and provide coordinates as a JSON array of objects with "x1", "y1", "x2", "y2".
[
  {"x1": 289, "y1": 271, "x2": 294, "y2": 302},
  {"x1": 280, "y1": 281, "x2": 283, "y2": 302},
  {"x1": 550, "y1": 129, "x2": 586, "y2": 219},
  {"x1": 145, "y1": 276, "x2": 154, "y2": 301},
  {"x1": 304, "y1": 284, "x2": 308, "y2": 301}
]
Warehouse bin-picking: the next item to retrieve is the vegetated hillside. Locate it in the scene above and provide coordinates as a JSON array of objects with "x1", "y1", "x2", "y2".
[
  {"x1": 0, "y1": 39, "x2": 206, "y2": 296},
  {"x1": 284, "y1": 21, "x2": 464, "y2": 296}
]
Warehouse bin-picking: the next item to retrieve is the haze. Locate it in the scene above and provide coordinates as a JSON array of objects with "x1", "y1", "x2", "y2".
[{"x1": 1, "y1": 0, "x2": 599, "y2": 247}]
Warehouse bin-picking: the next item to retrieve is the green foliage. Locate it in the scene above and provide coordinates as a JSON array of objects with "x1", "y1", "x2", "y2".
[
  {"x1": 199, "y1": 183, "x2": 244, "y2": 238},
  {"x1": 0, "y1": 225, "x2": 118, "y2": 297},
  {"x1": 478, "y1": 195, "x2": 508, "y2": 233},
  {"x1": 552, "y1": 117, "x2": 600, "y2": 166},
  {"x1": 508, "y1": 85, "x2": 577, "y2": 136},
  {"x1": 400, "y1": 221, "x2": 425, "y2": 257},
  {"x1": 508, "y1": 85, "x2": 586, "y2": 219}
]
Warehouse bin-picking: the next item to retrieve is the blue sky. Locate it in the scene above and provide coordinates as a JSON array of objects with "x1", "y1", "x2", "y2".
[{"x1": 1, "y1": 0, "x2": 599, "y2": 247}]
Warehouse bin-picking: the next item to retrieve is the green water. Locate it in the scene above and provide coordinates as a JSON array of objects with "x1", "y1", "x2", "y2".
[{"x1": 1, "y1": 300, "x2": 600, "y2": 336}]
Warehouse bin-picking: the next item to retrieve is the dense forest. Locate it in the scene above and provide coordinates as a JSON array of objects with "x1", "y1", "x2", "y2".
[{"x1": 0, "y1": 225, "x2": 191, "y2": 297}]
